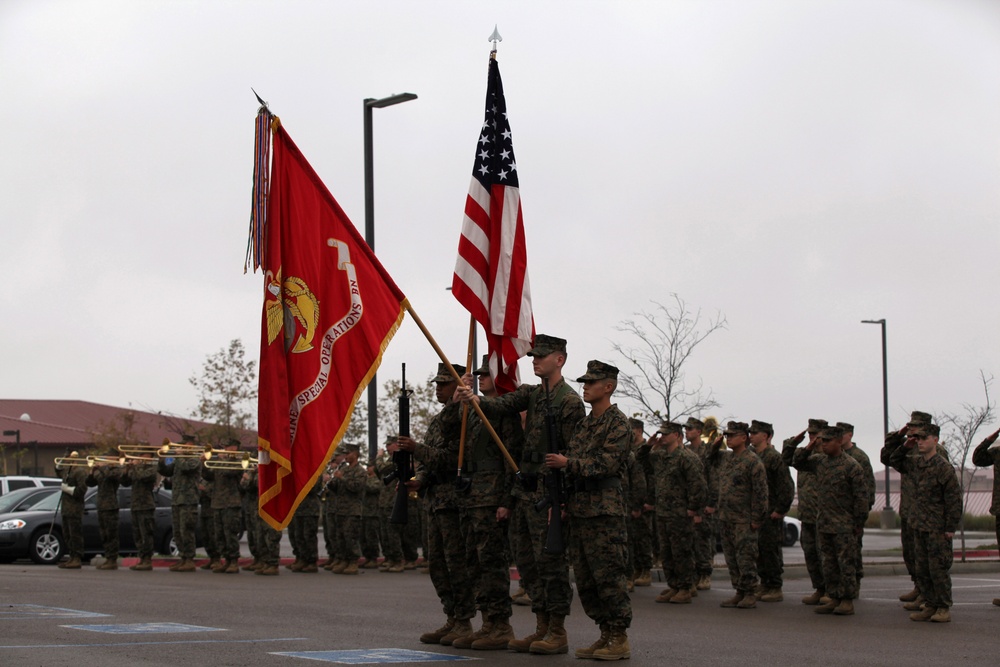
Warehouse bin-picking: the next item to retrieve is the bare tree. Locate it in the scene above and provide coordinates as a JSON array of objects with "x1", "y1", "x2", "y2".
[
  {"x1": 377, "y1": 374, "x2": 442, "y2": 445},
  {"x1": 189, "y1": 339, "x2": 258, "y2": 444},
  {"x1": 90, "y1": 410, "x2": 149, "y2": 453},
  {"x1": 611, "y1": 294, "x2": 726, "y2": 424},
  {"x1": 939, "y1": 370, "x2": 996, "y2": 561}
]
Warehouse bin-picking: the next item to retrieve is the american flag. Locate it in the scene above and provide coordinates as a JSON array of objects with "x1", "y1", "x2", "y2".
[{"x1": 452, "y1": 55, "x2": 534, "y2": 395}]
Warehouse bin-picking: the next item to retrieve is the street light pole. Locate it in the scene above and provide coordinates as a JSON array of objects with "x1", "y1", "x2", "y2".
[
  {"x1": 3, "y1": 429, "x2": 20, "y2": 476},
  {"x1": 363, "y1": 92, "x2": 417, "y2": 464},
  {"x1": 862, "y1": 318, "x2": 893, "y2": 528}
]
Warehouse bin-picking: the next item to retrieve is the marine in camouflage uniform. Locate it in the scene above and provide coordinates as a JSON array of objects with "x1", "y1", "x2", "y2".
[
  {"x1": 749, "y1": 420, "x2": 794, "y2": 601},
  {"x1": 838, "y1": 422, "x2": 875, "y2": 585},
  {"x1": 329, "y1": 443, "x2": 367, "y2": 575},
  {"x1": 626, "y1": 419, "x2": 654, "y2": 589},
  {"x1": 373, "y1": 445, "x2": 406, "y2": 571},
  {"x1": 880, "y1": 410, "x2": 936, "y2": 604},
  {"x1": 793, "y1": 425, "x2": 868, "y2": 615},
  {"x1": 716, "y1": 421, "x2": 768, "y2": 609},
  {"x1": 460, "y1": 335, "x2": 585, "y2": 655},
  {"x1": 197, "y1": 476, "x2": 220, "y2": 570},
  {"x1": 243, "y1": 466, "x2": 282, "y2": 576},
  {"x1": 239, "y1": 460, "x2": 262, "y2": 571},
  {"x1": 450, "y1": 354, "x2": 525, "y2": 651},
  {"x1": 971, "y1": 427, "x2": 1000, "y2": 607},
  {"x1": 56, "y1": 455, "x2": 90, "y2": 568},
  {"x1": 360, "y1": 465, "x2": 383, "y2": 568},
  {"x1": 649, "y1": 421, "x2": 707, "y2": 605},
  {"x1": 781, "y1": 418, "x2": 828, "y2": 603},
  {"x1": 289, "y1": 476, "x2": 322, "y2": 572},
  {"x1": 158, "y1": 436, "x2": 202, "y2": 572},
  {"x1": 202, "y1": 443, "x2": 245, "y2": 573},
  {"x1": 890, "y1": 423, "x2": 963, "y2": 622},
  {"x1": 121, "y1": 454, "x2": 159, "y2": 570},
  {"x1": 87, "y1": 460, "x2": 123, "y2": 569},
  {"x1": 547, "y1": 360, "x2": 633, "y2": 660},
  {"x1": 402, "y1": 364, "x2": 476, "y2": 646},
  {"x1": 684, "y1": 417, "x2": 717, "y2": 589}
]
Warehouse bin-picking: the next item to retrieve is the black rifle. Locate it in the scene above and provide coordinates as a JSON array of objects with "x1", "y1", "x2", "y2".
[
  {"x1": 535, "y1": 378, "x2": 565, "y2": 555},
  {"x1": 389, "y1": 364, "x2": 413, "y2": 525}
]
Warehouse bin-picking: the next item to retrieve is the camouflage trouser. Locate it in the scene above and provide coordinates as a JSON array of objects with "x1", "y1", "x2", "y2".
[
  {"x1": 242, "y1": 496, "x2": 260, "y2": 560},
  {"x1": 757, "y1": 516, "x2": 784, "y2": 589},
  {"x1": 200, "y1": 505, "x2": 219, "y2": 559},
  {"x1": 854, "y1": 529, "x2": 865, "y2": 582},
  {"x1": 427, "y1": 508, "x2": 475, "y2": 620},
  {"x1": 292, "y1": 513, "x2": 319, "y2": 564},
  {"x1": 259, "y1": 520, "x2": 282, "y2": 566},
  {"x1": 322, "y1": 511, "x2": 335, "y2": 559},
  {"x1": 721, "y1": 521, "x2": 759, "y2": 594},
  {"x1": 901, "y1": 516, "x2": 917, "y2": 581},
  {"x1": 693, "y1": 512, "x2": 717, "y2": 577},
  {"x1": 627, "y1": 511, "x2": 653, "y2": 574},
  {"x1": 656, "y1": 515, "x2": 697, "y2": 590},
  {"x1": 569, "y1": 514, "x2": 632, "y2": 629},
  {"x1": 288, "y1": 513, "x2": 301, "y2": 559},
  {"x1": 406, "y1": 502, "x2": 425, "y2": 559},
  {"x1": 335, "y1": 514, "x2": 362, "y2": 562},
  {"x1": 171, "y1": 504, "x2": 198, "y2": 559},
  {"x1": 132, "y1": 508, "x2": 155, "y2": 560},
  {"x1": 462, "y1": 506, "x2": 511, "y2": 621},
  {"x1": 62, "y1": 509, "x2": 85, "y2": 559},
  {"x1": 379, "y1": 515, "x2": 404, "y2": 562},
  {"x1": 914, "y1": 530, "x2": 953, "y2": 608},
  {"x1": 214, "y1": 506, "x2": 242, "y2": 560},
  {"x1": 97, "y1": 509, "x2": 119, "y2": 559},
  {"x1": 819, "y1": 531, "x2": 858, "y2": 600},
  {"x1": 800, "y1": 521, "x2": 824, "y2": 590},
  {"x1": 510, "y1": 496, "x2": 573, "y2": 617},
  {"x1": 361, "y1": 515, "x2": 381, "y2": 561}
]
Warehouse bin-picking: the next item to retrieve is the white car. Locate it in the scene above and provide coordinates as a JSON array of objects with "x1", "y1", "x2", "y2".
[{"x1": 0, "y1": 476, "x2": 61, "y2": 496}]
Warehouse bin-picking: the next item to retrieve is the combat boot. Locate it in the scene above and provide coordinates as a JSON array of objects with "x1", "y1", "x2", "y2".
[
  {"x1": 689, "y1": 585, "x2": 698, "y2": 597},
  {"x1": 529, "y1": 614, "x2": 567, "y2": 655},
  {"x1": 626, "y1": 579, "x2": 635, "y2": 592},
  {"x1": 131, "y1": 557, "x2": 152, "y2": 572},
  {"x1": 472, "y1": 618, "x2": 514, "y2": 651},
  {"x1": 833, "y1": 599, "x2": 854, "y2": 615},
  {"x1": 737, "y1": 593, "x2": 757, "y2": 609},
  {"x1": 593, "y1": 628, "x2": 630, "y2": 661},
  {"x1": 439, "y1": 618, "x2": 473, "y2": 646},
  {"x1": 286, "y1": 558, "x2": 302, "y2": 571},
  {"x1": 899, "y1": 586, "x2": 920, "y2": 602},
  {"x1": 669, "y1": 588, "x2": 693, "y2": 604},
  {"x1": 175, "y1": 558, "x2": 196, "y2": 572},
  {"x1": 633, "y1": 570, "x2": 651, "y2": 587},
  {"x1": 203, "y1": 558, "x2": 221, "y2": 571},
  {"x1": 256, "y1": 564, "x2": 279, "y2": 576},
  {"x1": 97, "y1": 558, "x2": 118, "y2": 570},
  {"x1": 759, "y1": 588, "x2": 784, "y2": 602},
  {"x1": 168, "y1": 559, "x2": 182, "y2": 572},
  {"x1": 801, "y1": 589, "x2": 825, "y2": 605},
  {"x1": 386, "y1": 561, "x2": 405, "y2": 573},
  {"x1": 61, "y1": 556, "x2": 82, "y2": 569},
  {"x1": 909, "y1": 606, "x2": 935, "y2": 622},
  {"x1": 993, "y1": 598, "x2": 1000, "y2": 607},
  {"x1": 300, "y1": 562, "x2": 319, "y2": 573},
  {"x1": 507, "y1": 613, "x2": 548, "y2": 652},
  {"x1": 902, "y1": 595, "x2": 926, "y2": 612},
  {"x1": 361, "y1": 559, "x2": 379, "y2": 569},
  {"x1": 575, "y1": 624, "x2": 611, "y2": 659},
  {"x1": 223, "y1": 559, "x2": 240, "y2": 574},
  {"x1": 330, "y1": 560, "x2": 347, "y2": 574},
  {"x1": 929, "y1": 607, "x2": 951, "y2": 623},
  {"x1": 324, "y1": 559, "x2": 338, "y2": 571},
  {"x1": 419, "y1": 616, "x2": 455, "y2": 644},
  {"x1": 655, "y1": 588, "x2": 677, "y2": 603},
  {"x1": 696, "y1": 574, "x2": 712, "y2": 590},
  {"x1": 814, "y1": 598, "x2": 839, "y2": 614},
  {"x1": 242, "y1": 558, "x2": 260, "y2": 571},
  {"x1": 452, "y1": 619, "x2": 490, "y2": 649},
  {"x1": 341, "y1": 562, "x2": 359, "y2": 575},
  {"x1": 403, "y1": 560, "x2": 417, "y2": 570},
  {"x1": 720, "y1": 593, "x2": 742, "y2": 608}
]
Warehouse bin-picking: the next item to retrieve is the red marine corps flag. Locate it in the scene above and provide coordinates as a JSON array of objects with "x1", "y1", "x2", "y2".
[
  {"x1": 451, "y1": 50, "x2": 534, "y2": 394},
  {"x1": 248, "y1": 109, "x2": 407, "y2": 530}
]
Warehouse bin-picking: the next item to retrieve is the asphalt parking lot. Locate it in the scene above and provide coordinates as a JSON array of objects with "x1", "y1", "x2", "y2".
[{"x1": 2, "y1": 558, "x2": 999, "y2": 667}]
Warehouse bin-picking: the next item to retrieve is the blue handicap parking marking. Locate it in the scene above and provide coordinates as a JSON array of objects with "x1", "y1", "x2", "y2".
[
  {"x1": 62, "y1": 622, "x2": 225, "y2": 634},
  {"x1": 272, "y1": 648, "x2": 480, "y2": 664},
  {"x1": 0, "y1": 604, "x2": 110, "y2": 620}
]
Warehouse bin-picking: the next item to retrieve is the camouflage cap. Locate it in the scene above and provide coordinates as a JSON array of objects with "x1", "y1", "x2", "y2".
[
  {"x1": 628, "y1": 418, "x2": 644, "y2": 431},
  {"x1": 818, "y1": 425, "x2": 845, "y2": 441},
  {"x1": 657, "y1": 421, "x2": 684, "y2": 435},
  {"x1": 432, "y1": 362, "x2": 465, "y2": 383},
  {"x1": 527, "y1": 334, "x2": 567, "y2": 357},
  {"x1": 806, "y1": 419, "x2": 828, "y2": 434},
  {"x1": 473, "y1": 354, "x2": 491, "y2": 376},
  {"x1": 181, "y1": 433, "x2": 197, "y2": 443},
  {"x1": 907, "y1": 411, "x2": 933, "y2": 426},
  {"x1": 910, "y1": 423, "x2": 941, "y2": 438},
  {"x1": 723, "y1": 421, "x2": 750, "y2": 436},
  {"x1": 749, "y1": 420, "x2": 774, "y2": 436},
  {"x1": 576, "y1": 360, "x2": 619, "y2": 382},
  {"x1": 834, "y1": 422, "x2": 854, "y2": 434},
  {"x1": 343, "y1": 442, "x2": 361, "y2": 453},
  {"x1": 684, "y1": 417, "x2": 705, "y2": 431}
]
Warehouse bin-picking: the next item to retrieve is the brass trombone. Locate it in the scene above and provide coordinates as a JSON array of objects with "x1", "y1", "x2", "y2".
[
  {"x1": 117, "y1": 443, "x2": 164, "y2": 459},
  {"x1": 157, "y1": 441, "x2": 216, "y2": 459},
  {"x1": 203, "y1": 451, "x2": 258, "y2": 470},
  {"x1": 87, "y1": 455, "x2": 127, "y2": 466},
  {"x1": 54, "y1": 455, "x2": 93, "y2": 468}
]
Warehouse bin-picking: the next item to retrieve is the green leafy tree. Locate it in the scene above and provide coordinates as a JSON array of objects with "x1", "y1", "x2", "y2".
[
  {"x1": 377, "y1": 374, "x2": 441, "y2": 446},
  {"x1": 189, "y1": 339, "x2": 258, "y2": 444}
]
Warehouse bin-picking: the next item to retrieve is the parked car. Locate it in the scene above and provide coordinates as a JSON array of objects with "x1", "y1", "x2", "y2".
[
  {"x1": 715, "y1": 516, "x2": 802, "y2": 551},
  {"x1": 0, "y1": 485, "x2": 181, "y2": 564},
  {"x1": 0, "y1": 476, "x2": 61, "y2": 496}
]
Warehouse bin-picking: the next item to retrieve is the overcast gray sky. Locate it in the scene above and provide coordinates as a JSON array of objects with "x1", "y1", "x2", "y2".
[{"x1": 2, "y1": 0, "x2": 998, "y2": 468}]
